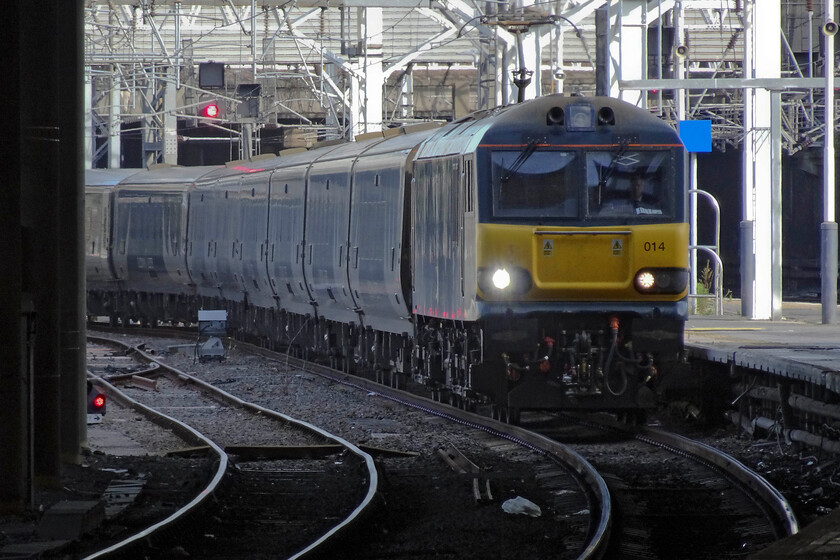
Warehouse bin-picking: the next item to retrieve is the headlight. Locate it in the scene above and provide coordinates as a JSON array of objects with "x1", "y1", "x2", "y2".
[
  {"x1": 478, "y1": 267, "x2": 533, "y2": 295},
  {"x1": 634, "y1": 268, "x2": 689, "y2": 294},
  {"x1": 492, "y1": 268, "x2": 511, "y2": 289},
  {"x1": 636, "y1": 271, "x2": 655, "y2": 290}
]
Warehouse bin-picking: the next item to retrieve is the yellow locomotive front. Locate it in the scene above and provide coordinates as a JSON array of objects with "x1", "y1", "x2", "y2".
[{"x1": 413, "y1": 95, "x2": 688, "y2": 419}]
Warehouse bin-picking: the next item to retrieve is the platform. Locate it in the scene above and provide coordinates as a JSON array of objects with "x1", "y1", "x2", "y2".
[
  {"x1": 685, "y1": 300, "x2": 840, "y2": 560},
  {"x1": 686, "y1": 300, "x2": 840, "y2": 392}
]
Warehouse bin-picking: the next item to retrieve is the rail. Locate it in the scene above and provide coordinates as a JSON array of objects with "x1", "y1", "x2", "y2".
[
  {"x1": 84, "y1": 335, "x2": 379, "y2": 560},
  {"x1": 574, "y1": 413, "x2": 798, "y2": 541},
  {"x1": 229, "y1": 338, "x2": 613, "y2": 560},
  {"x1": 83, "y1": 340, "x2": 229, "y2": 560}
]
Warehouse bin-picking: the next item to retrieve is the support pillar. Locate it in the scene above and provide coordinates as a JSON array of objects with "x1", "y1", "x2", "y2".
[
  {"x1": 84, "y1": 71, "x2": 92, "y2": 169},
  {"x1": 25, "y1": 0, "x2": 63, "y2": 489},
  {"x1": 740, "y1": 220, "x2": 755, "y2": 318},
  {"x1": 109, "y1": 72, "x2": 122, "y2": 168},
  {"x1": 163, "y1": 66, "x2": 178, "y2": 164},
  {"x1": 348, "y1": 65, "x2": 361, "y2": 139},
  {"x1": 770, "y1": 91, "x2": 783, "y2": 320},
  {"x1": 361, "y1": 7, "x2": 383, "y2": 133},
  {"x1": 823, "y1": 223, "x2": 838, "y2": 324},
  {"x1": 741, "y1": 0, "x2": 780, "y2": 319},
  {"x1": 822, "y1": 0, "x2": 837, "y2": 324},
  {"x1": 0, "y1": 0, "x2": 32, "y2": 513},
  {"x1": 59, "y1": 0, "x2": 86, "y2": 463},
  {"x1": 603, "y1": 0, "x2": 645, "y2": 106}
]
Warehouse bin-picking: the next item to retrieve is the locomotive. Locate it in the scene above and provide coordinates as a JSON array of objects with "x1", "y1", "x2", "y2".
[{"x1": 86, "y1": 94, "x2": 689, "y2": 421}]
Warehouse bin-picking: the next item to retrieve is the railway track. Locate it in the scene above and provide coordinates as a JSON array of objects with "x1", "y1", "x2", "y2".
[
  {"x1": 83, "y1": 337, "x2": 377, "y2": 559},
  {"x1": 84, "y1": 328, "x2": 611, "y2": 559},
  {"x1": 81, "y1": 324, "x2": 799, "y2": 559},
  {"x1": 525, "y1": 413, "x2": 798, "y2": 559}
]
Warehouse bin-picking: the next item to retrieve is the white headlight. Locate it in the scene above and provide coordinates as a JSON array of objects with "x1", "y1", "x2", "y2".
[
  {"x1": 636, "y1": 271, "x2": 656, "y2": 289},
  {"x1": 492, "y1": 268, "x2": 511, "y2": 289}
]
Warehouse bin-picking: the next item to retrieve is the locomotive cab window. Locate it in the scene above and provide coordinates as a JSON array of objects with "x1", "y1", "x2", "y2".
[
  {"x1": 491, "y1": 150, "x2": 578, "y2": 218},
  {"x1": 585, "y1": 151, "x2": 674, "y2": 220}
]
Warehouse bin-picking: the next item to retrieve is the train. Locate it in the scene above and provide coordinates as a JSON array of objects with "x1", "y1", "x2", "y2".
[{"x1": 85, "y1": 94, "x2": 689, "y2": 421}]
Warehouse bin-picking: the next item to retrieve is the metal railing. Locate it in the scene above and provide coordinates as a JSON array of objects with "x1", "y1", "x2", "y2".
[{"x1": 689, "y1": 188, "x2": 724, "y2": 315}]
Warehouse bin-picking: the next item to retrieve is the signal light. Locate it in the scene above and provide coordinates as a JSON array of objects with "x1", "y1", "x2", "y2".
[
  {"x1": 91, "y1": 394, "x2": 105, "y2": 410},
  {"x1": 87, "y1": 381, "x2": 106, "y2": 422},
  {"x1": 200, "y1": 102, "x2": 220, "y2": 119}
]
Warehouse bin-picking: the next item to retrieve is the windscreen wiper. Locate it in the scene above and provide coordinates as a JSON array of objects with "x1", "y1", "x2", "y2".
[
  {"x1": 501, "y1": 138, "x2": 541, "y2": 183},
  {"x1": 596, "y1": 137, "x2": 631, "y2": 204}
]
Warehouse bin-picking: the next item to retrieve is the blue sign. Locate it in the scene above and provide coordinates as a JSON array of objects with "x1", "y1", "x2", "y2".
[{"x1": 678, "y1": 120, "x2": 712, "y2": 152}]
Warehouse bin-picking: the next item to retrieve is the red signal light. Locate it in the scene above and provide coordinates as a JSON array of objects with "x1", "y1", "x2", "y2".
[
  {"x1": 87, "y1": 381, "x2": 107, "y2": 415},
  {"x1": 201, "y1": 102, "x2": 220, "y2": 119}
]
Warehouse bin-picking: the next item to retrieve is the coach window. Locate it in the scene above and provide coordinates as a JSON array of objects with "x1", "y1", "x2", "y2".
[{"x1": 491, "y1": 150, "x2": 577, "y2": 218}]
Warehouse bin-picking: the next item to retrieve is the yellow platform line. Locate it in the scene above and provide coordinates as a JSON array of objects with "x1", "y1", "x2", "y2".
[{"x1": 686, "y1": 327, "x2": 765, "y2": 331}]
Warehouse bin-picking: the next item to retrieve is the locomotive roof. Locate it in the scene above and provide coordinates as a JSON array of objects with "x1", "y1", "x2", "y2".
[
  {"x1": 416, "y1": 95, "x2": 684, "y2": 158},
  {"x1": 483, "y1": 95, "x2": 681, "y2": 141}
]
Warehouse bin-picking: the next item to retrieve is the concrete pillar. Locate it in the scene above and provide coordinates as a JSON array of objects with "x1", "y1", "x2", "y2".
[
  {"x1": 599, "y1": 0, "x2": 645, "y2": 105},
  {"x1": 613, "y1": 0, "x2": 645, "y2": 106},
  {"x1": 361, "y1": 7, "x2": 383, "y2": 133},
  {"x1": 822, "y1": 0, "x2": 837, "y2": 323},
  {"x1": 109, "y1": 72, "x2": 122, "y2": 168},
  {"x1": 674, "y1": 0, "x2": 686, "y2": 120},
  {"x1": 823, "y1": 223, "x2": 838, "y2": 323},
  {"x1": 58, "y1": 0, "x2": 86, "y2": 464},
  {"x1": 348, "y1": 64, "x2": 361, "y2": 139},
  {"x1": 741, "y1": 0, "x2": 780, "y2": 319},
  {"x1": 84, "y1": 71, "x2": 93, "y2": 169},
  {"x1": 23, "y1": 0, "x2": 63, "y2": 488},
  {"x1": 770, "y1": 91, "x2": 783, "y2": 320},
  {"x1": 0, "y1": 1, "x2": 33, "y2": 513},
  {"x1": 740, "y1": 221, "x2": 755, "y2": 318}
]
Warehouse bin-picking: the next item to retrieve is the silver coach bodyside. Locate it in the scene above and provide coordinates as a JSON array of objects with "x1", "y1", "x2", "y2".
[
  {"x1": 188, "y1": 168, "x2": 247, "y2": 304},
  {"x1": 237, "y1": 166, "x2": 276, "y2": 310},
  {"x1": 111, "y1": 165, "x2": 221, "y2": 297},
  {"x1": 347, "y1": 126, "x2": 439, "y2": 334},
  {"x1": 186, "y1": 160, "x2": 275, "y2": 310},
  {"x1": 411, "y1": 116, "x2": 494, "y2": 323},
  {"x1": 303, "y1": 135, "x2": 393, "y2": 326},
  {"x1": 265, "y1": 146, "x2": 342, "y2": 317},
  {"x1": 85, "y1": 168, "x2": 144, "y2": 290}
]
